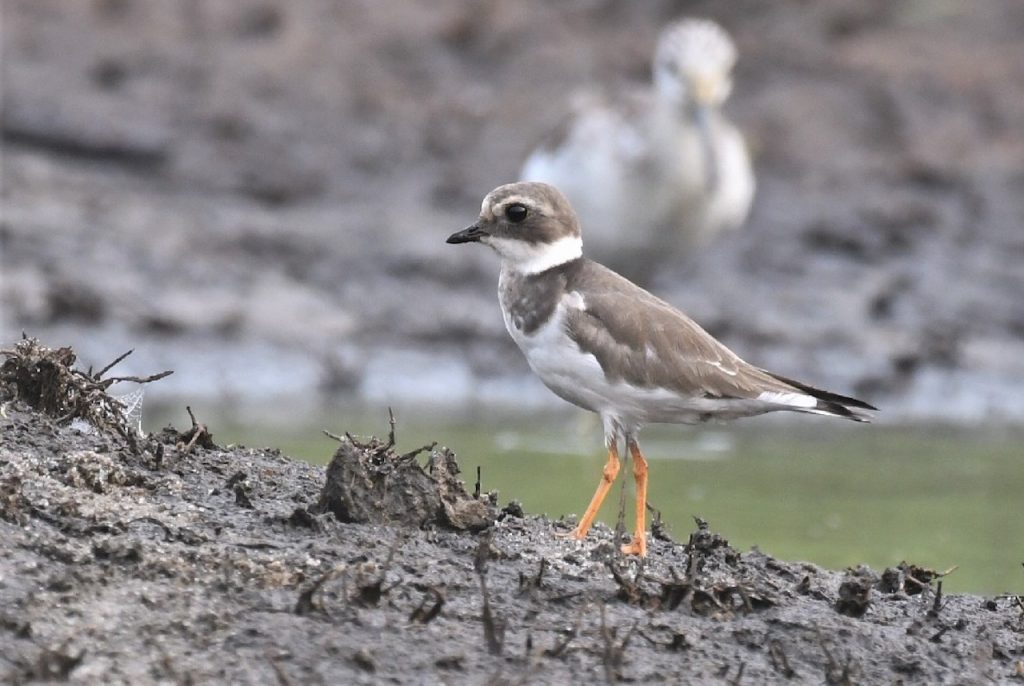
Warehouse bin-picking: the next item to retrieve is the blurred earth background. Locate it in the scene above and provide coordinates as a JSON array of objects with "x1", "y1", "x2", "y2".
[{"x1": 2, "y1": 0, "x2": 1023, "y2": 591}]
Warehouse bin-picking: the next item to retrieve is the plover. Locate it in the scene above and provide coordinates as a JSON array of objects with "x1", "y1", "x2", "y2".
[
  {"x1": 520, "y1": 18, "x2": 754, "y2": 279},
  {"x1": 447, "y1": 182, "x2": 875, "y2": 556}
]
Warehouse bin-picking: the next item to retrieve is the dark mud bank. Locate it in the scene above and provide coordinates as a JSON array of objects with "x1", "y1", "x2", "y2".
[{"x1": 2, "y1": 350, "x2": 1024, "y2": 683}]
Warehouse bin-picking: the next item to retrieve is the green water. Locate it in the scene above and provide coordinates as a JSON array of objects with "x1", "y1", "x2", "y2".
[{"x1": 204, "y1": 407, "x2": 1022, "y2": 595}]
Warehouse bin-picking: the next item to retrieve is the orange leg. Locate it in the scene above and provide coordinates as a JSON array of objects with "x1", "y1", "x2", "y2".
[
  {"x1": 620, "y1": 439, "x2": 649, "y2": 556},
  {"x1": 562, "y1": 441, "x2": 621, "y2": 540}
]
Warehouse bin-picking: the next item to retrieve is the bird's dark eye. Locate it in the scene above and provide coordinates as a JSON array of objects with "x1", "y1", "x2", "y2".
[{"x1": 505, "y1": 203, "x2": 528, "y2": 223}]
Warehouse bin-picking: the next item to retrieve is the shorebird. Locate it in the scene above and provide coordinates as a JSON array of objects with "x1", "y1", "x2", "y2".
[
  {"x1": 520, "y1": 18, "x2": 754, "y2": 279},
  {"x1": 447, "y1": 182, "x2": 875, "y2": 556}
]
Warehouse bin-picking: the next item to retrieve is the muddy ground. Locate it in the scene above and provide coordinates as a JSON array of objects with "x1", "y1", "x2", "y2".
[
  {"x1": 2, "y1": 342, "x2": 1023, "y2": 684},
  {"x1": 3, "y1": 0, "x2": 1024, "y2": 420}
]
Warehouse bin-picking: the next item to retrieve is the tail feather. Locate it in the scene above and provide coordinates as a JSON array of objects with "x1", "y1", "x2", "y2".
[{"x1": 765, "y1": 371, "x2": 877, "y2": 422}]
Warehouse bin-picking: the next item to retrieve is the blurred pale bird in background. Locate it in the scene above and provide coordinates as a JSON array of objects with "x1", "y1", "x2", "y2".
[{"x1": 520, "y1": 18, "x2": 755, "y2": 279}]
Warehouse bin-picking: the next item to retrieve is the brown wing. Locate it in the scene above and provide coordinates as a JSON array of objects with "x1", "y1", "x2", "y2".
[{"x1": 564, "y1": 261, "x2": 791, "y2": 399}]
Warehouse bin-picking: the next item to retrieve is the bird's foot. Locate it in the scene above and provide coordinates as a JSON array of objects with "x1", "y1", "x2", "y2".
[
  {"x1": 620, "y1": 535, "x2": 647, "y2": 557},
  {"x1": 555, "y1": 525, "x2": 589, "y2": 540}
]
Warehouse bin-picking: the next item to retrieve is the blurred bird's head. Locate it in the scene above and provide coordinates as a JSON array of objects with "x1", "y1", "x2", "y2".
[{"x1": 652, "y1": 19, "x2": 737, "y2": 111}]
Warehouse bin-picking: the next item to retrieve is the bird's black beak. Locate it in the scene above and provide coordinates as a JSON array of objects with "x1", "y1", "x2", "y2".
[{"x1": 446, "y1": 224, "x2": 487, "y2": 244}]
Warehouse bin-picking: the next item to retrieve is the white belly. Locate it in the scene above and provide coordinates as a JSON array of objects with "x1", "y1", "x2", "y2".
[
  {"x1": 502, "y1": 299, "x2": 607, "y2": 412},
  {"x1": 501, "y1": 295, "x2": 784, "y2": 430},
  {"x1": 502, "y1": 298, "x2": 714, "y2": 428}
]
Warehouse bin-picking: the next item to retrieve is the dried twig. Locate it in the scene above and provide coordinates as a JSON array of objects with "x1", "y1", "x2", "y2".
[
  {"x1": 353, "y1": 534, "x2": 405, "y2": 607},
  {"x1": 929, "y1": 581, "x2": 945, "y2": 618},
  {"x1": 93, "y1": 348, "x2": 135, "y2": 380},
  {"x1": 294, "y1": 565, "x2": 348, "y2": 615},
  {"x1": 769, "y1": 640, "x2": 796, "y2": 678},
  {"x1": 648, "y1": 502, "x2": 675, "y2": 543},
  {"x1": 0, "y1": 338, "x2": 171, "y2": 452},
  {"x1": 399, "y1": 442, "x2": 436, "y2": 462},
  {"x1": 613, "y1": 453, "x2": 629, "y2": 556},
  {"x1": 599, "y1": 605, "x2": 635, "y2": 684},
  {"x1": 475, "y1": 535, "x2": 505, "y2": 655},
  {"x1": 269, "y1": 657, "x2": 296, "y2": 686},
  {"x1": 409, "y1": 588, "x2": 445, "y2": 624},
  {"x1": 608, "y1": 559, "x2": 646, "y2": 605},
  {"x1": 819, "y1": 631, "x2": 858, "y2": 685},
  {"x1": 180, "y1": 406, "x2": 214, "y2": 454},
  {"x1": 544, "y1": 612, "x2": 582, "y2": 658},
  {"x1": 386, "y1": 406, "x2": 397, "y2": 447},
  {"x1": 98, "y1": 371, "x2": 173, "y2": 388}
]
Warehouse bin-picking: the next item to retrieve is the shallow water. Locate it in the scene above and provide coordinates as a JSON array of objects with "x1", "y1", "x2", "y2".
[{"x1": 174, "y1": 403, "x2": 1023, "y2": 595}]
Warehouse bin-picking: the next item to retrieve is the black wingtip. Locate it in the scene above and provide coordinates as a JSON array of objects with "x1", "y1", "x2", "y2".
[
  {"x1": 817, "y1": 399, "x2": 873, "y2": 423},
  {"x1": 766, "y1": 371, "x2": 878, "y2": 420}
]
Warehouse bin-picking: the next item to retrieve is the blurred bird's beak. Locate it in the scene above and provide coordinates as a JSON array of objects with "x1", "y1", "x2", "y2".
[
  {"x1": 446, "y1": 224, "x2": 488, "y2": 244},
  {"x1": 691, "y1": 75, "x2": 718, "y2": 108},
  {"x1": 691, "y1": 79, "x2": 721, "y2": 193}
]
